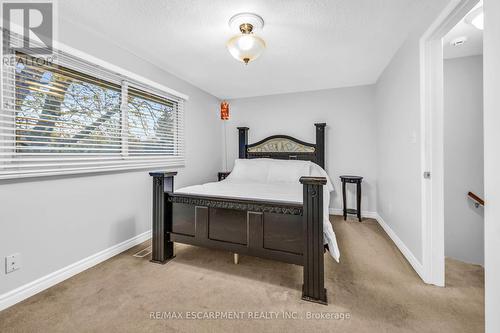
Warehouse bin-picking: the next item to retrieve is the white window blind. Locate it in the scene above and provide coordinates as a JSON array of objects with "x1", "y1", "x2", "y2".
[{"x1": 0, "y1": 45, "x2": 185, "y2": 179}]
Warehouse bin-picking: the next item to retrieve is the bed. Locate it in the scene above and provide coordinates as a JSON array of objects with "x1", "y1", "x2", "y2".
[{"x1": 148, "y1": 123, "x2": 338, "y2": 304}]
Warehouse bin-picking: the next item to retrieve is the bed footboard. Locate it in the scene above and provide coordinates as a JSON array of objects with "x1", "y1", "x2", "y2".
[{"x1": 148, "y1": 172, "x2": 328, "y2": 304}]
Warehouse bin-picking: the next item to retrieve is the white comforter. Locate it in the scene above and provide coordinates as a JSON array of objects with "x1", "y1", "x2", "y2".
[{"x1": 175, "y1": 159, "x2": 340, "y2": 262}]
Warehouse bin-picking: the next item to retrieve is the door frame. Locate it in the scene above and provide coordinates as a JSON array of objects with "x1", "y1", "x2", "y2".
[{"x1": 419, "y1": 0, "x2": 480, "y2": 286}]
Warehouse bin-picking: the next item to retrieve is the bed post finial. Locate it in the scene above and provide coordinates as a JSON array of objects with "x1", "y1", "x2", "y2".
[
  {"x1": 314, "y1": 123, "x2": 326, "y2": 169},
  {"x1": 237, "y1": 127, "x2": 249, "y2": 159}
]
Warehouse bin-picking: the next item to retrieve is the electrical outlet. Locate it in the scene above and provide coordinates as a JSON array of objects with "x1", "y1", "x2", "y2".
[{"x1": 5, "y1": 253, "x2": 21, "y2": 274}]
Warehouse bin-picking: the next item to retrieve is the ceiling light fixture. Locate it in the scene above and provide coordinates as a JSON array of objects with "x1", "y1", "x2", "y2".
[
  {"x1": 226, "y1": 13, "x2": 266, "y2": 65},
  {"x1": 451, "y1": 36, "x2": 468, "y2": 47},
  {"x1": 465, "y1": 6, "x2": 484, "y2": 30}
]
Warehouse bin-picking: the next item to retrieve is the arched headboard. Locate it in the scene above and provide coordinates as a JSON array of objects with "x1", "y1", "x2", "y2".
[{"x1": 237, "y1": 123, "x2": 326, "y2": 169}]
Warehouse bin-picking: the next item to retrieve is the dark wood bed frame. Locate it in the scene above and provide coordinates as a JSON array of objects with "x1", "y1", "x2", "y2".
[{"x1": 149, "y1": 123, "x2": 328, "y2": 304}]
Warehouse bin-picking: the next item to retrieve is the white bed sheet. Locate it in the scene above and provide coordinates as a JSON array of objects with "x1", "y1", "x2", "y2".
[{"x1": 176, "y1": 179, "x2": 340, "y2": 262}]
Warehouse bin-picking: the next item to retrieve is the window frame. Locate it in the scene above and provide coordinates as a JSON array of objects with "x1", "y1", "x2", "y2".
[
  {"x1": 125, "y1": 84, "x2": 181, "y2": 158},
  {"x1": 0, "y1": 44, "x2": 188, "y2": 180},
  {"x1": 13, "y1": 52, "x2": 124, "y2": 156}
]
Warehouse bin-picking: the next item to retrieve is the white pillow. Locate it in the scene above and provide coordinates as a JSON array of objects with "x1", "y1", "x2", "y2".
[
  {"x1": 226, "y1": 159, "x2": 270, "y2": 182},
  {"x1": 266, "y1": 159, "x2": 310, "y2": 183},
  {"x1": 227, "y1": 159, "x2": 331, "y2": 188}
]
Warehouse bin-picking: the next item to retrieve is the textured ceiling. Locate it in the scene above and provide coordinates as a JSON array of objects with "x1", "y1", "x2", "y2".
[{"x1": 59, "y1": 0, "x2": 442, "y2": 99}]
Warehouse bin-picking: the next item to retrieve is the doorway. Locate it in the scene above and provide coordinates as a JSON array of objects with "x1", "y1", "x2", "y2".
[
  {"x1": 420, "y1": 0, "x2": 483, "y2": 286},
  {"x1": 442, "y1": 9, "x2": 484, "y2": 268}
]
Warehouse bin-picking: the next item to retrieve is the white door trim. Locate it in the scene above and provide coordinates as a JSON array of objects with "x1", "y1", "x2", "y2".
[{"x1": 419, "y1": 0, "x2": 480, "y2": 286}]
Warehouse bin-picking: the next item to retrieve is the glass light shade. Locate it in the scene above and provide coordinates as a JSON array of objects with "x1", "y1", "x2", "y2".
[
  {"x1": 220, "y1": 101, "x2": 229, "y2": 120},
  {"x1": 226, "y1": 34, "x2": 266, "y2": 64}
]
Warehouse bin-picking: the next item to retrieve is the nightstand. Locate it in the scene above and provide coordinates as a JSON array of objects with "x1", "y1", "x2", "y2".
[
  {"x1": 218, "y1": 172, "x2": 231, "y2": 181},
  {"x1": 340, "y1": 175, "x2": 363, "y2": 222}
]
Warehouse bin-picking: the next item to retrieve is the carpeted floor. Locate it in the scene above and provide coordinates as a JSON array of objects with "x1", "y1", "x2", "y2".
[{"x1": 0, "y1": 216, "x2": 484, "y2": 333}]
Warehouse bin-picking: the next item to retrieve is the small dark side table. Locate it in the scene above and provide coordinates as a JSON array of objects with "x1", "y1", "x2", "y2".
[
  {"x1": 340, "y1": 175, "x2": 363, "y2": 222},
  {"x1": 218, "y1": 172, "x2": 231, "y2": 181}
]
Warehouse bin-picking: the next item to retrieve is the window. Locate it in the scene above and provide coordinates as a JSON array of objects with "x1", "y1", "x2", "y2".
[
  {"x1": 127, "y1": 87, "x2": 179, "y2": 156},
  {"x1": 0, "y1": 52, "x2": 186, "y2": 179}
]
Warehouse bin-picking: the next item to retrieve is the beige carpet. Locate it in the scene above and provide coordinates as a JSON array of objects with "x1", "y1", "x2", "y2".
[{"x1": 0, "y1": 216, "x2": 484, "y2": 333}]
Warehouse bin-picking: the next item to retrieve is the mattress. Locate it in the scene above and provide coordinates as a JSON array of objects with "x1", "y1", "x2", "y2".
[
  {"x1": 176, "y1": 181, "x2": 304, "y2": 204},
  {"x1": 175, "y1": 159, "x2": 340, "y2": 262}
]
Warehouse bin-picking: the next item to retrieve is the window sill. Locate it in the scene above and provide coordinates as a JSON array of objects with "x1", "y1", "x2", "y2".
[{"x1": 0, "y1": 162, "x2": 185, "y2": 182}]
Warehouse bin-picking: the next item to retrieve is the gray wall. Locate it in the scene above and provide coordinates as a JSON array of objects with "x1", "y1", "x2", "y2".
[
  {"x1": 375, "y1": 35, "x2": 425, "y2": 261},
  {"x1": 0, "y1": 19, "x2": 222, "y2": 294},
  {"x1": 374, "y1": 0, "x2": 449, "y2": 264},
  {"x1": 226, "y1": 85, "x2": 378, "y2": 213},
  {"x1": 444, "y1": 56, "x2": 484, "y2": 265}
]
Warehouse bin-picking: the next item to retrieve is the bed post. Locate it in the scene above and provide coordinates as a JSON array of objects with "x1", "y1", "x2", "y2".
[
  {"x1": 314, "y1": 123, "x2": 326, "y2": 169},
  {"x1": 237, "y1": 127, "x2": 249, "y2": 159},
  {"x1": 149, "y1": 171, "x2": 177, "y2": 264},
  {"x1": 300, "y1": 176, "x2": 327, "y2": 305}
]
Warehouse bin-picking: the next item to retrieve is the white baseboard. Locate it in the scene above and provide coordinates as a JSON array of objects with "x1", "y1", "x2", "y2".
[
  {"x1": 0, "y1": 230, "x2": 151, "y2": 312},
  {"x1": 329, "y1": 208, "x2": 425, "y2": 281},
  {"x1": 374, "y1": 213, "x2": 425, "y2": 280},
  {"x1": 0, "y1": 211, "x2": 427, "y2": 311},
  {"x1": 329, "y1": 208, "x2": 378, "y2": 219}
]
